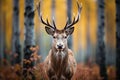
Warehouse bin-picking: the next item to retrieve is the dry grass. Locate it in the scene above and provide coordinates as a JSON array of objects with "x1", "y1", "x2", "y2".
[
  {"x1": 0, "y1": 46, "x2": 116, "y2": 80},
  {"x1": 0, "y1": 63, "x2": 116, "y2": 80},
  {"x1": 72, "y1": 64, "x2": 101, "y2": 80}
]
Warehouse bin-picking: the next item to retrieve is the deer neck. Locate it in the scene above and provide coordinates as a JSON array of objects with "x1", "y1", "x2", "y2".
[{"x1": 51, "y1": 46, "x2": 68, "y2": 65}]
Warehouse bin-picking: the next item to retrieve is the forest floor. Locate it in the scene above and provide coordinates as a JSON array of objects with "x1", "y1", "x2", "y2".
[
  {"x1": 0, "y1": 62, "x2": 116, "y2": 80},
  {"x1": 0, "y1": 47, "x2": 116, "y2": 80}
]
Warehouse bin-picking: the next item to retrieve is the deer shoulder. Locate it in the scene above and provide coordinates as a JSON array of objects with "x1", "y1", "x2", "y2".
[
  {"x1": 68, "y1": 49, "x2": 77, "y2": 73},
  {"x1": 44, "y1": 50, "x2": 56, "y2": 78},
  {"x1": 44, "y1": 50, "x2": 52, "y2": 69}
]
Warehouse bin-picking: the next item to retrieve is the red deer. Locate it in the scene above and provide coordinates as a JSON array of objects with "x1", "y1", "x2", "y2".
[{"x1": 37, "y1": 2, "x2": 82, "y2": 80}]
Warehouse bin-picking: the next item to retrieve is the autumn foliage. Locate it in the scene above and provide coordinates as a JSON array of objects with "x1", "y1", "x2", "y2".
[{"x1": 0, "y1": 46, "x2": 116, "y2": 80}]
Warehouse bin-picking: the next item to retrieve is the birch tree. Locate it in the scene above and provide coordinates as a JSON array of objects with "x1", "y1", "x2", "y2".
[
  {"x1": 67, "y1": 0, "x2": 72, "y2": 49},
  {"x1": 116, "y1": 0, "x2": 120, "y2": 79},
  {"x1": 96, "y1": 0, "x2": 108, "y2": 80},
  {"x1": 0, "y1": 1, "x2": 4, "y2": 65},
  {"x1": 12, "y1": 0, "x2": 21, "y2": 64},
  {"x1": 23, "y1": 0, "x2": 35, "y2": 79}
]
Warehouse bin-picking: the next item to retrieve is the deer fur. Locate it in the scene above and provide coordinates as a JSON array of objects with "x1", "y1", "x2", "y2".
[
  {"x1": 36, "y1": 1, "x2": 82, "y2": 80},
  {"x1": 43, "y1": 30, "x2": 76, "y2": 80},
  {"x1": 44, "y1": 42, "x2": 76, "y2": 80}
]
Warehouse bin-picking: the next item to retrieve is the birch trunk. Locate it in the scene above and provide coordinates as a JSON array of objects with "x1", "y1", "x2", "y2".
[
  {"x1": 67, "y1": 0, "x2": 72, "y2": 49},
  {"x1": 96, "y1": 0, "x2": 108, "y2": 80},
  {"x1": 12, "y1": 0, "x2": 21, "y2": 64},
  {"x1": 116, "y1": 0, "x2": 120, "y2": 79},
  {"x1": 23, "y1": 0, "x2": 35, "y2": 79}
]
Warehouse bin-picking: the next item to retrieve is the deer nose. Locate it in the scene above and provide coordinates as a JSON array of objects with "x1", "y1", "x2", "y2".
[{"x1": 57, "y1": 44, "x2": 63, "y2": 49}]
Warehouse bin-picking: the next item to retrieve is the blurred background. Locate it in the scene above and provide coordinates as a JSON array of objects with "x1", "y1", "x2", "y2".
[
  {"x1": 0, "y1": 0, "x2": 116, "y2": 64},
  {"x1": 0, "y1": 0, "x2": 118, "y2": 79}
]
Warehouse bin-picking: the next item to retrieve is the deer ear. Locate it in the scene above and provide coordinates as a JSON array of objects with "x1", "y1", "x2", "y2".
[
  {"x1": 45, "y1": 26, "x2": 55, "y2": 35},
  {"x1": 65, "y1": 27, "x2": 74, "y2": 35}
]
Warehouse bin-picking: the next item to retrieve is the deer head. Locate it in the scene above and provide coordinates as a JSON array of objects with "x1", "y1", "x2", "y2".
[{"x1": 37, "y1": 2, "x2": 82, "y2": 50}]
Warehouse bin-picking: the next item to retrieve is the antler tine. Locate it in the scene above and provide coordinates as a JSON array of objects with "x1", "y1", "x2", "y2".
[
  {"x1": 37, "y1": 1, "x2": 41, "y2": 18},
  {"x1": 65, "y1": 1, "x2": 82, "y2": 29},
  {"x1": 52, "y1": 17, "x2": 56, "y2": 29},
  {"x1": 64, "y1": 17, "x2": 69, "y2": 29},
  {"x1": 37, "y1": 1, "x2": 56, "y2": 29},
  {"x1": 66, "y1": 15, "x2": 79, "y2": 28},
  {"x1": 40, "y1": 16, "x2": 55, "y2": 29},
  {"x1": 46, "y1": 18, "x2": 52, "y2": 27}
]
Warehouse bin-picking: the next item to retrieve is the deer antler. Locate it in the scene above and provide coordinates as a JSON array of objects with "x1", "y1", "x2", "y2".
[
  {"x1": 64, "y1": 2, "x2": 82, "y2": 30},
  {"x1": 37, "y1": 2, "x2": 56, "y2": 29}
]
